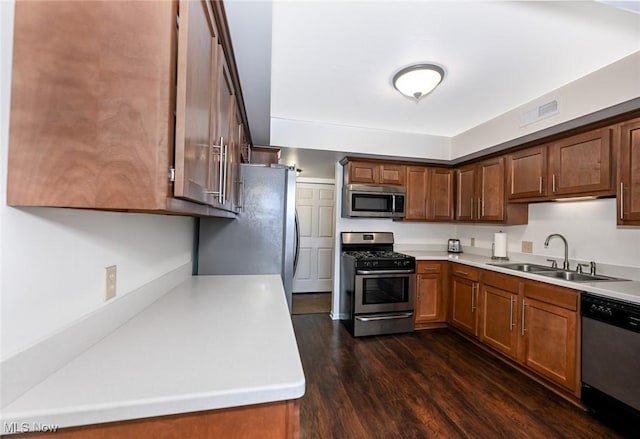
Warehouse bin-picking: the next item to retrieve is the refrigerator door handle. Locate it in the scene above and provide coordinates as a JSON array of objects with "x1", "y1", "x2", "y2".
[{"x1": 293, "y1": 209, "x2": 300, "y2": 276}]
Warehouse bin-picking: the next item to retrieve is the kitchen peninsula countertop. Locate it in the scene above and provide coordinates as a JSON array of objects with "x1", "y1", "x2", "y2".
[
  {"x1": 0, "y1": 275, "x2": 305, "y2": 433},
  {"x1": 400, "y1": 250, "x2": 640, "y2": 305}
]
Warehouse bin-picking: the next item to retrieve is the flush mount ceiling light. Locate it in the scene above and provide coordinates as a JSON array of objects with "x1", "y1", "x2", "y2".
[{"x1": 392, "y1": 63, "x2": 445, "y2": 102}]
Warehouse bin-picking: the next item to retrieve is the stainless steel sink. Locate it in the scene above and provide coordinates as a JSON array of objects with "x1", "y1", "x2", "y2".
[
  {"x1": 535, "y1": 270, "x2": 626, "y2": 282},
  {"x1": 488, "y1": 263, "x2": 551, "y2": 272},
  {"x1": 489, "y1": 263, "x2": 628, "y2": 282}
]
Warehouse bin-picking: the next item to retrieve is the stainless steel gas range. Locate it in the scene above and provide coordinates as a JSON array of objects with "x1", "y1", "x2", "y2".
[{"x1": 339, "y1": 232, "x2": 416, "y2": 337}]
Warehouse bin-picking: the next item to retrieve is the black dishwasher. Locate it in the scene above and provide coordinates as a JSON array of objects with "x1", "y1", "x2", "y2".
[{"x1": 581, "y1": 293, "x2": 640, "y2": 437}]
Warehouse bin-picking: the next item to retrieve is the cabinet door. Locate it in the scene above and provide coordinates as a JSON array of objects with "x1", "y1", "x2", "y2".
[
  {"x1": 450, "y1": 276, "x2": 478, "y2": 336},
  {"x1": 550, "y1": 128, "x2": 613, "y2": 197},
  {"x1": 212, "y1": 46, "x2": 236, "y2": 210},
  {"x1": 380, "y1": 164, "x2": 405, "y2": 185},
  {"x1": 405, "y1": 166, "x2": 429, "y2": 220},
  {"x1": 477, "y1": 157, "x2": 505, "y2": 222},
  {"x1": 479, "y1": 286, "x2": 518, "y2": 359},
  {"x1": 522, "y1": 297, "x2": 577, "y2": 392},
  {"x1": 507, "y1": 146, "x2": 548, "y2": 201},
  {"x1": 174, "y1": 0, "x2": 217, "y2": 207},
  {"x1": 618, "y1": 119, "x2": 640, "y2": 224},
  {"x1": 431, "y1": 168, "x2": 454, "y2": 221},
  {"x1": 348, "y1": 162, "x2": 379, "y2": 184},
  {"x1": 455, "y1": 165, "x2": 476, "y2": 221}
]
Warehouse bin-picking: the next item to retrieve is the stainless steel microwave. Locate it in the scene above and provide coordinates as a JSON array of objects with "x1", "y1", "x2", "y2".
[{"x1": 342, "y1": 184, "x2": 406, "y2": 218}]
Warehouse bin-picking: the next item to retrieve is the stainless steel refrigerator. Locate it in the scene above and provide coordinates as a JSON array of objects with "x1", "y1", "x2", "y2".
[{"x1": 196, "y1": 164, "x2": 298, "y2": 312}]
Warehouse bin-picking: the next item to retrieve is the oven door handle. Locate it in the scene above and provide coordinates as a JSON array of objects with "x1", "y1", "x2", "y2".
[
  {"x1": 356, "y1": 269, "x2": 415, "y2": 275},
  {"x1": 356, "y1": 312, "x2": 414, "y2": 322}
]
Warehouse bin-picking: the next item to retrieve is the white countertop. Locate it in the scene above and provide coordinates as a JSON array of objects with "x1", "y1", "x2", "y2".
[
  {"x1": 0, "y1": 275, "x2": 305, "y2": 433},
  {"x1": 401, "y1": 250, "x2": 640, "y2": 305}
]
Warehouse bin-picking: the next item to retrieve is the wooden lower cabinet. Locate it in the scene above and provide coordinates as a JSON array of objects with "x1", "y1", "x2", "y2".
[
  {"x1": 449, "y1": 265, "x2": 480, "y2": 336},
  {"x1": 448, "y1": 264, "x2": 580, "y2": 396},
  {"x1": 415, "y1": 262, "x2": 446, "y2": 328},
  {"x1": 479, "y1": 285, "x2": 519, "y2": 360},
  {"x1": 522, "y1": 281, "x2": 579, "y2": 394},
  {"x1": 10, "y1": 400, "x2": 300, "y2": 439},
  {"x1": 479, "y1": 271, "x2": 520, "y2": 360}
]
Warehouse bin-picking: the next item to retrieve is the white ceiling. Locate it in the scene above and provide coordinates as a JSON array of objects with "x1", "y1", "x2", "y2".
[{"x1": 226, "y1": 1, "x2": 640, "y2": 173}]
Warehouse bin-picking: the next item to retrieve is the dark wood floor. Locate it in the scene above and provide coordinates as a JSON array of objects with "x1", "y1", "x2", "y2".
[
  {"x1": 292, "y1": 314, "x2": 626, "y2": 439},
  {"x1": 292, "y1": 293, "x2": 332, "y2": 315}
]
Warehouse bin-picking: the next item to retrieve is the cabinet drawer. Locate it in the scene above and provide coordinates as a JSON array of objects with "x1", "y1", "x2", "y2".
[
  {"x1": 523, "y1": 280, "x2": 578, "y2": 311},
  {"x1": 449, "y1": 263, "x2": 479, "y2": 281},
  {"x1": 417, "y1": 261, "x2": 442, "y2": 274},
  {"x1": 483, "y1": 270, "x2": 520, "y2": 292}
]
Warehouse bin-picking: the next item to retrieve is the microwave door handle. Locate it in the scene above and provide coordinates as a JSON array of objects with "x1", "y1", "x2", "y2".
[{"x1": 392, "y1": 194, "x2": 396, "y2": 214}]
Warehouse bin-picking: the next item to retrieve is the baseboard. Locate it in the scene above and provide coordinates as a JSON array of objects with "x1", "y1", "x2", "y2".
[{"x1": 0, "y1": 263, "x2": 192, "y2": 407}]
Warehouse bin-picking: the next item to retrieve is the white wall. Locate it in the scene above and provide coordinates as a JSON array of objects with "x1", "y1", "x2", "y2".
[
  {"x1": 452, "y1": 51, "x2": 640, "y2": 158},
  {"x1": 0, "y1": 1, "x2": 194, "y2": 360},
  {"x1": 271, "y1": 117, "x2": 452, "y2": 161},
  {"x1": 455, "y1": 199, "x2": 640, "y2": 270}
]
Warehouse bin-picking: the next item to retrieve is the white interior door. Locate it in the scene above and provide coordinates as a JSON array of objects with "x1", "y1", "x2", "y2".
[{"x1": 293, "y1": 181, "x2": 335, "y2": 293}]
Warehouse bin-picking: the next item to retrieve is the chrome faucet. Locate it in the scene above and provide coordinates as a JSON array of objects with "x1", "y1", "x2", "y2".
[{"x1": 544, "y1": 233, "x2": 570, "y2": 270}]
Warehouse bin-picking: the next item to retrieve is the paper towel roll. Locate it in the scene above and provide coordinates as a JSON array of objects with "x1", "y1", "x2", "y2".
[{"x1": 494, "y1": 232, "x2": 508, "y2": 258}]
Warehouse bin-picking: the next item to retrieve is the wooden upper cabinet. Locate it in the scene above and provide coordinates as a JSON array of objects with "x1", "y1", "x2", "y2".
[
  {"x1": 618, "y1": 118, "x2": 640, "y2": 224},
  {"x1": 477, "y1": 157, "x2": 505, "y2": 222},
  {"x1": 455, "y1": 165, "x2": 476, "y2": 221},
  {"x1": 345, "y1": 161, "x2": 405, "y2": 185},
  {"x1": 455, "y1": 158, "x2": 526, "y2": 224},
  {"x1": 507, "y1": 146, "x2": 548, "y2": 201},
  {"x1": 174, "y1": 0, "x2": 217, "y2": 207},
  {"x1": 431, "y1": 168, "x2": 454, "y2": 221},
  {"x1": 405, "y1": 167, "x2": 453, "y2": 221},
  {"x1": 405, "y1": 166, "x2": 429, "y2": 220},
  {"x1": 6, "y1": 0, "x2": 249, "y2": 217},
  {"x1": 380, "y1": 164, "x2": 405, "y2": 185},
  {"x1": 348, "y1": 161, "x2": 380, "y2": 184},
  {"x1": 549, "y1": 127, "x2": 614, "y2": 198}
]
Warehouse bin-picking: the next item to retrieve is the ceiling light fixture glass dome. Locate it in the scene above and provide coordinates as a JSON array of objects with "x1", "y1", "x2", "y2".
[{"x1": 392, "y1": 63, "x2": 445, "y2": 102}]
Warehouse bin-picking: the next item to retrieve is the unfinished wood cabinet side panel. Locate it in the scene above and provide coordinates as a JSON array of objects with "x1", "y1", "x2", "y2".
[
  {"x1": 7, "y1": 1, "x2": 175, "y2": 209},
  {"x1": 11, "y1": 400, "x2": 301, "y2": 439}
]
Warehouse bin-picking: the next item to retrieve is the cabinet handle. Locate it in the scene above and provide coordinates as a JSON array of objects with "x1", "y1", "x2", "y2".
[
  {"x1": 521, "y1": 299, "x2": 526, "y2": 336},
  {"x1": 455, "y1": 270, "x2": 469, "y2": 276},
  {"x1": 222, "y1": 142, "x2": 228, "y2": 202},
  {"x1": 470, "y1": 198, "x2": 474, "y2": 220},
  {"x1": 539, "y1": 176, "x2": 543, "y2": 194},
  {"x1": 509, "y1": 295, "x2": 514, "y2": 331},
  {"x1": 237, "y1": 176, "x2": 245, "y2": 212},
  {"x1": 478, "y1": 197, "x2": 482, "y2": 219},
  {"x1": 620, "y1": 182, "x2": 624, "y2": 220},
  {"x1": 552, "y1": 174, "x2": 556, "y2": 193},
  {"x1": 217, "y1": 137, "x2": 224, "y2": 203},
  {"x1": 471, "y1": 283, "x2": 477, "y2": 312}
]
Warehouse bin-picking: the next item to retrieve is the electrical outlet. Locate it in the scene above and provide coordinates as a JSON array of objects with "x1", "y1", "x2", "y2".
[
  {"x1": 521, "y1": 241, "x2": 533, "y2": 254},
  {"x1": 470, "y1": 237, "x2": 475, "y2": 247},
  {"x1": 104, "y1": 265, "x2": 117, "y2": 301}
]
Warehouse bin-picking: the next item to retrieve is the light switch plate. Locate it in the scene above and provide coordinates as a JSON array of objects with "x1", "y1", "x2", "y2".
[
  {"x1": 470, "y1": 237, "x2": 475, "y2": 247},
  {"x1": 521, "y1": 241, "x2": 533, "y2": 254},
  {"x1": 104, "y1": 265, "x2": 117, "y2": 301}
]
